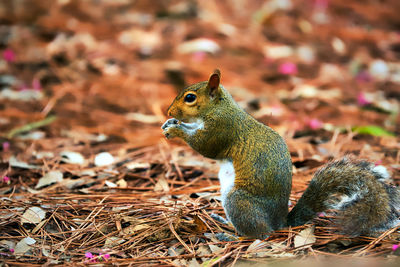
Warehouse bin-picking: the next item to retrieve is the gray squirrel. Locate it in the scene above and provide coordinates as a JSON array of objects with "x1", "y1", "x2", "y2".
[{"x1": 162, "y1": 69, "x2": 400, "y2": 238}]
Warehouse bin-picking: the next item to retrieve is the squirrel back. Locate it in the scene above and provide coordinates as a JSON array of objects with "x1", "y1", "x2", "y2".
[
  {"x1": 162, "y1": 69, "x2": 400, "y2": 238},
  {"x1": 288, "y1": 157, "x2": 400, "y2": 236}
]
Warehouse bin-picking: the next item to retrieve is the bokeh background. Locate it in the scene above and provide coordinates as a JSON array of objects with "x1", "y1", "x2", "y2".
[
  {"x1": 1, "y1": 0, "x2": 399, "y2": 147},
  {"x1": 1, "y1": 0, "x2": 400, "y2": 264}
]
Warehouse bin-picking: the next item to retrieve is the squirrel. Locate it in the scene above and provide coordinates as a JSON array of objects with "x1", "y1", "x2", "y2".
[{"x1": 162, "y1": 69, "x2": 400, "y2": 238}]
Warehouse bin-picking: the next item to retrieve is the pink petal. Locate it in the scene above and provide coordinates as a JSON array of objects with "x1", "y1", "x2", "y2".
[
  {"x1": 392, "y1": 244, "x2": 399, "y2": 251},
  {"x1": 355, "y1": 71, "x2": 371, "y2": 83},
  {"x1": 192, "y1": 51, "x2": 206, "y2": 62},
  {"x1": 2, "y1": 142, "x2": 10, "y2": 151},
  {"x1": 278, "y1": 62, "x2": 298, "y2": 75},
  {"x1": 9, "y1": 248, "x2": 14, "y2": 253},
  {"x1": 357, "y1": 92, "x2": 371, "y2": 106},
  {"x1": 314, "y1": 0, "x2": 329, "y2": 10},
  {"x1": 85, "y1": 252, "x2": 93, "y2": 259},
  {"x1": 2, "y1": 176, "x2": 10, "y2": 184},
  {"x1": 32, "y1": 78, "x2": 41, "y2": 91},
  {"x1": 103, "y1": 254, "x2": 110, "y2": 259},
  {"x1": 308, "y1": 119, "x2": 323, "y2": 130},
  {"x1": 3, "y1": 49, "x2": 15, "y2": 62}
]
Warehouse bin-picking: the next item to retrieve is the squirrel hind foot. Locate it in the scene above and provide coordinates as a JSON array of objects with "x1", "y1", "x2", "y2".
[{"x1": 214, "y1": 232, "x2": 239, "y2": 242}]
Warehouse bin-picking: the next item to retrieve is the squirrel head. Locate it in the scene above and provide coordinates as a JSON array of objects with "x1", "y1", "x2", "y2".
[{"x1": 167, "y1": 69, "x2": 222, "y2": 122}]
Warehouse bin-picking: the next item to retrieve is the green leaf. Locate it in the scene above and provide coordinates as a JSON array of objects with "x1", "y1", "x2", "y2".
[
  {"x1": 352, "y1": 125, "x2": 395, "y2": 137},
  {"x1": 6, "y1": 115, "x2": 57, "y2": 138},
  {"x1": 202, "y1": 257, "x2": 220, "y2": 267}
]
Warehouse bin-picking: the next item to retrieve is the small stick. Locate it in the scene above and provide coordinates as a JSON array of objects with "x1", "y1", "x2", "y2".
[{"x1": 168, "y1": 221, "x2": 193, "y2": 254}]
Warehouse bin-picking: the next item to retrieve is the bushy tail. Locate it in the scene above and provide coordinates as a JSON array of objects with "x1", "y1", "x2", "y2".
[{"x1": 287, "y1": 157, "x2": 400, "y2": 236}]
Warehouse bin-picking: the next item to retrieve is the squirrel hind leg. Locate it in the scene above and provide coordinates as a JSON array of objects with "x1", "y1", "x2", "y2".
[{"x1": 224, "y1": 188, "x2": 287, "y2": 239}]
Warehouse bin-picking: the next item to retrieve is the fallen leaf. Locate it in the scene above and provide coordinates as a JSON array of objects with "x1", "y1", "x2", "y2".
[
  {"x1": 126, "y1": 112, "x2": 162, "y2": 124},
  {"x1": 103, "y1": 237, "x2": 126, "y2": 248},
  {"x1": 0, "y1": 240, "x2": 16, "y2": 251},
  {"x1": 188, "y1": 258, "x2": 201, "y2": 267},
  {"x1": 116, "y1": 179, "x2": 127, "y2": 188},
  {"x1": 21, "y1": 207, "x2": 46, "y2": 224},
  {"x1": 353, "y1": 125, "x2": 395, "y2": 137},
  {"x1": 111, "y1": 205, "x2": 133, "y2": 212},
  {"x1": 294, "y1": 226, "x2": 316, "y2": 248},
  {"x1": 263, "y1": 44, "x2": 293, "y2": 59},
  {"x1": 208, "y1": 244, "x2": 223, "y2": 254},
  {"x1": 94, "y1": 152, "x2": 114, "y2": 166},
  {"x1": 177, "y1": 38, "x2": 220, "y2": 54},
  {"x1": 105, "y1": 180, "x2": 117, "y2": 188},
  {"x1": 154, "y1": 176, "x2": 169, "y2": 192},
  {"x1": 14, "y1": 237, "x2": 36, "y2": 255},
  {"x1": 9, "y1": 156, "x2": 40, "y2": 169},
  {"x1": 60, "y1": 151, "x2": 85, "y2": 165},
  {"x1": 35, "y1": 170, "x2": 63, "y2": 189},
  {"x1": 168, "y1": 247, "x2": 185, "y2": 256},
  {"x1": 193, "y1": 215, "x2": 207, "y2": 232},
  {"x1": 125, "y1": 162, "x2": 150, "y2": 170},
  {"x1": 247, "y1": 239, "x2": 268, "y2": 252},
  {"x1": 121, "y1": 224, "x2": 150, "y2": 235}
]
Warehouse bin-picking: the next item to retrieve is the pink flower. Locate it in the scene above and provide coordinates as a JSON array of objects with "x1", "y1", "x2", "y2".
[
  {"x1": 392, "y1": 244, "x2": 399, "y2": 251},
  {"x1": 2, "y1": 142, "x2": 10, "y2": 151},
  {"x1": 278, "y1": 62, "x2": 298, "y2": 75},
  {"x1": 355, "y1": 71, "x2": 371, "y2": 83},
  {"x1": 308, "y1": 119, "x2": 323, "y2": 130},
  {"x1": 85, "y1": 252, "x2": 93, "y2": 259},
  {"x1": 32, "y1": 78, "x2": 41, "y2": 91},
  {"x1": 374, "y1": 160, "x2": 382, "y2": 166},
  {"x1": 9, "y1": 248, "x2": 14, "y2": 253},
  {"x1": 3, "y1": 49, "x2": 15, "y2": 62},
  {"x1": 314, "y1": 0, "x2": 329, "y2": 10},
  {"x1": 192, "y1": 51, "x2": 206, "y2": 62},
  {"x1": 357, "y1": 92, "x2": 372, "y2": 106},
  {"x1": 2, "y1": 176, "x2": 10, "y2": 185}
]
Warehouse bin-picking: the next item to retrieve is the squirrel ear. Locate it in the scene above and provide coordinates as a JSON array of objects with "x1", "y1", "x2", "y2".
[{"x1": 207, "y1": 69, "x2": 221, "y2": 97}]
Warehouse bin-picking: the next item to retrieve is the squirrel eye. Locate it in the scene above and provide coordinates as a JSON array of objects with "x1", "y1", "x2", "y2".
[{"x1": 184, "y1": 93, "x2": 197, "y2": 104}]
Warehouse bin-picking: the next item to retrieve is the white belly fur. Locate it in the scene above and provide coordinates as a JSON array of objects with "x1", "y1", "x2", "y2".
[{"x1": 218, "y1": 160, "x2": 235, "y2": 209}]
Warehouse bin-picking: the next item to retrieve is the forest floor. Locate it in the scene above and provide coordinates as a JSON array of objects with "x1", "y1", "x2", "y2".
[{"x1": 0, "y1": 0, "x2": 400, "y2": 266}]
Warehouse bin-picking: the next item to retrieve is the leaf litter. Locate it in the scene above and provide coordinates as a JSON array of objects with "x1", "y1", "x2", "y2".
[{"x1": 0, "y1": 0, "x2": 400, "y2": 265}]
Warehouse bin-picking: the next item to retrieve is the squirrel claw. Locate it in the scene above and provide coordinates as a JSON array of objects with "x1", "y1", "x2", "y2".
[
  {"x1": 162, "y1": 118, "x2": 181, "y2": 139},
  {"x1": 211, "y1": 213, "x2": 230, "y2": 225},
  {"x1": 161, "y1": 118, "x2": 179, "y2": 130},
  {"x1": 214, "y1": 232, "x2": 239, "y2": 242}
]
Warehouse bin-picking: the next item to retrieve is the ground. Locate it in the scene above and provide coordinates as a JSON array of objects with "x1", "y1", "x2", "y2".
[{"x1": 0, "y1": 0, "x2": 400, "y2": 265}]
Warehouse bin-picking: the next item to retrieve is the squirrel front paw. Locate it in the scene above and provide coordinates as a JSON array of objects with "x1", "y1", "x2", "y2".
[{"x1": 162, "y1": 118, "x2": 181, "y2": 139}]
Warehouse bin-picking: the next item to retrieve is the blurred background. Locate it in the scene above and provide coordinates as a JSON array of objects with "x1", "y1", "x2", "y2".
[
  {"x1": 0, "y1": 0, "x2": 399, "y2": 150},
  {"x1": 1, "y1": 1, "x2": 400, "y2": 263}
]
